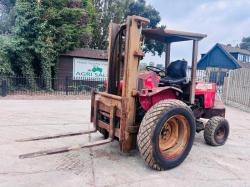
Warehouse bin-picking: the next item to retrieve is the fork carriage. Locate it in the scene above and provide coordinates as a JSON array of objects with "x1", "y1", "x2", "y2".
[{"x1": 18, "y1": 16, "x2": 150, "y2": 158}]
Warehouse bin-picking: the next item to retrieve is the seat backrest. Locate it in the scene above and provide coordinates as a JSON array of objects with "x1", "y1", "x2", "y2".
[{"x1": 166, "y1": 60, "x2": 187, "y2": 79}]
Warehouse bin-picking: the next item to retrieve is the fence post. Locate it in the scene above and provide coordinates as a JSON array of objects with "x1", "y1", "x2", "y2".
[
  {"x1": 65, "y1": 76, "x2": 69, "y2": 95},
  {"x1": 225, "y1": 70, "x2": 231, "y2": 104},
  {"x1": 2, "y1": 79, "x2": 8, "y2": 97}
]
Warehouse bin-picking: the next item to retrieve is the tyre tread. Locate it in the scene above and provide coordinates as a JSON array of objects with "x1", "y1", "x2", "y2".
[
  {"x1": 137, "y1": 99, "x2": 193, "y2": 170},
  {"x1": 204, "y1": 116, "x2": 228, "y2": 146}
]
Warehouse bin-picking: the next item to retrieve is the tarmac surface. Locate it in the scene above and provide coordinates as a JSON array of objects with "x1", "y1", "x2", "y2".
[{"x1": 0, "y1": 100, "x2": 250, "y2": 187}]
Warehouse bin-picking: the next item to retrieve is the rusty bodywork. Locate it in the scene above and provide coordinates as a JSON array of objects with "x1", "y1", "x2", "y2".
[{"x1": 91, "y1": 16, "x2": 151, "y2": 152}]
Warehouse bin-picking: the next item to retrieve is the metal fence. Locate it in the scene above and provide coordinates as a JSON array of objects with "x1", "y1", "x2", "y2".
[
  {"x1": 187, "y1": 69, "x2": 225, "y2": 95},
  {"x1": 0, "y1": 70, "x2": 224, "y2": 97},
  {"x1": 186, "y1": 69, "x2": 207, "y2": 82},
  {"x1": 0, "y1": 76, "x2": 106, "y2": 96}
]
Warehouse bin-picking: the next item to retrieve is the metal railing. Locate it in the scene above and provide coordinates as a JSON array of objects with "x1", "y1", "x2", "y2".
[
  {"x1": 0, "y1": 71, "x2": 224, "y2": 97},
  {"x1": 0, "y1": 76, "x2": 106, "y2": 97}
]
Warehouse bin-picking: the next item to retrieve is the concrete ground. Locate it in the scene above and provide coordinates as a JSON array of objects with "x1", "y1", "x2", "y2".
[{"x1": 0, "y1": 100, "x2": 250, "y2": 187}]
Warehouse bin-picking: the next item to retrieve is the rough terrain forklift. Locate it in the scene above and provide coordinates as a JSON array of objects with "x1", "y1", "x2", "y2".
[{"x1": 18, "y1": 16, "x2": 229, "y2": 170}]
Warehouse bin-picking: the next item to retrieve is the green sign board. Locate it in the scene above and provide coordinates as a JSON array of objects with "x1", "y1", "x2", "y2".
[{"x1": 73, "y1": 58, "x2": 108, "y2": 80}]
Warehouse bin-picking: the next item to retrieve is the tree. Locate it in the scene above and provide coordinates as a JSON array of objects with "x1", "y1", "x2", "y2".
[
  {"x1": 126, "y1": 0, "x2": 165, "y2": 56},
  {"x1": 0, "y1": 0, "x2": 16, "y2": 11},
  {"x1": 0, "y1": 36, "x2": 14, "y2": 74},
  {"x1": 91, "y1": 0, "x2": 165, "y2": 56},
  {"x1": 0, "y1": 0, "x2": 16, "y2": 34},
  {"x1": 0, "y1": 0, "x2": 96, "y2": 89},
  {"x1": 126, "y1": 0, "x2": 160, "y2": 28},
  {"x1": 91, "y1": 0, "x2": 131, "y2": 49},
  {"x1": 13, "y1": 1, "x2": 39, "y2": 77},
  {"x1": 35, "y1": 0, "x2": 94, "y2": 82},
  {"x1": 240, "y1": 37, "x2": 250, "y2": 51}
]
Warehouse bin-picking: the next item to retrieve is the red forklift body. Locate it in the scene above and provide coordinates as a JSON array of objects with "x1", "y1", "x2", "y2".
[
  {"x1": 139, "y1": 87, "x2": 178, "y2": 111},
  {"x1": 195, "y1": 82, "x2": 216, "y2": 108}
]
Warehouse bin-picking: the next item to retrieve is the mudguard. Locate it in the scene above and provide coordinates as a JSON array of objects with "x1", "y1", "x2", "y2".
[{"x1": 139, "y1": 87, "x2": 183, "y2": 111}]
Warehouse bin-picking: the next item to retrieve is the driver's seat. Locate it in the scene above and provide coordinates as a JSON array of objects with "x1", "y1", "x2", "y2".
[{"x1": 159, "y1": 60, "x2": 187, "y2": 86}]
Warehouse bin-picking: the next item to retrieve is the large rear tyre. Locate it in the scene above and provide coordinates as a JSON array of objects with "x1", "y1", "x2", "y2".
[
  {"x1": 137, "y1": 99, "x2": 196, "y2": 170},
  {"x1": 204, "y1": 116, "x2": 229, "y2": 146}
]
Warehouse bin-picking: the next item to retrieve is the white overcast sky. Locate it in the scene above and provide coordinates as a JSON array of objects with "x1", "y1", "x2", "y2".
[{"x1": 142, "y1": 0, "x2": 250, "y2": 65}]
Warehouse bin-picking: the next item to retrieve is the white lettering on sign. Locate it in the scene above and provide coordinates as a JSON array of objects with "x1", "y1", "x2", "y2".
[
  {"x1": 196, "y1": 83, "x2": 213, "y2": 90},
  {"x1": 73, "y1": 58, "x2": 108, "y2": 80}
]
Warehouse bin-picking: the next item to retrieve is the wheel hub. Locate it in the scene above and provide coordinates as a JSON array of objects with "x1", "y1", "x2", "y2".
[
  {"x1": 159, "y1": 115, "x2": 190, "y2": 160},
  {"x1": 215, "y1": 126, "x2": 226, "y2": 140},
  {"x1": 161, "y1": 125, "x2": 172, "y2": 141}
]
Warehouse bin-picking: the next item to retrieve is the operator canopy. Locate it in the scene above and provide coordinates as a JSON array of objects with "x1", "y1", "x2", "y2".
[{"x1": 142, "y1": 28, "x2": 207, "y2": 43}]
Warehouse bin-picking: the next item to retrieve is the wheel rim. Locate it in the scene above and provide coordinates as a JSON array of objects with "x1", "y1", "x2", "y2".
[
  {"x1": 215, "y1": 125, "x2": 226, "y2": 141},
  {"x1": 159, "y1": 115, "x2": 190, "y2": 160}
]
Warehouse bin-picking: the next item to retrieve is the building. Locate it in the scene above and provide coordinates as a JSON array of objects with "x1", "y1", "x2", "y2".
[
  {"x1": 197, "y1": 43, "x2": 250, "y2": 84},
  {"x1": 56, "y1": 48, "x2": 108, "y2": 80}
]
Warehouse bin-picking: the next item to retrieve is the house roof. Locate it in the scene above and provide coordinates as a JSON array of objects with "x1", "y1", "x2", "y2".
[
  {"x1": 142, "y1": 28, "x2": 207, "y2": 43},
  {"x1": 218, "y1": 43, "x2": 250, "y2": 56},
  {"x1": 198, "y1": 43, "x2": 250, "y2": 69},
  {"x1": 217, "y1": 44, "x2": 250, "y2": 68},
  {"x1": 61, "y1": 48, "x2": 108, "y2": 60},
  {"x1": 216, "y1": 44, "x2": 240, "y2": 67}
]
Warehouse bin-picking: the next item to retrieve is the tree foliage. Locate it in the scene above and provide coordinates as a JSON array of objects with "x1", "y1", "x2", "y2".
[
  {"x1": 0, "y1": 0, "x2": 164, "y2": 86},
  {"x1": 126, "y1": 0, "x2": 164, "y2": 56},
  {"x1": 0, "y1": 0, "x2": 16, "y2": 12},
  {"x1": 0, "y1": 36, "x2": 14, "y2": 74},
  {"x1": 91, "y1": 0, "x2": 164, "y2": 55},
  {"x1": 126, "y1": 0, "x2": 160, "y2": 28},
  {"x1": 0, "y1": 0, "x2": 95, "y2": 88},
  {"x1": 240, "y1": 37, "x2": 250, "y2": 51},
  {"x1": 0, "y1": 0, "x2": 16, "y2": 34},
  {"x1": 91, "y1": 0, "x2": 131, "y2": 49}
]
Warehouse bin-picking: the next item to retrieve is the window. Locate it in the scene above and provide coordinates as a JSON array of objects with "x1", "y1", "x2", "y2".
[
  {"x1": 238, "y1": 54, "x2": 244, "y2": 62},
  {"x1": 247, "y1": 55, "x2": 250, "y2": 63},
  {"x1": 238, "y1": 54, "x2": 243, "y2": 61},
  {"x1": 237, "y1": 54, "x2": 250, "y2": 63},
  {"x1": 242, "y1": 55, "x2": 250, "y2": 63}
]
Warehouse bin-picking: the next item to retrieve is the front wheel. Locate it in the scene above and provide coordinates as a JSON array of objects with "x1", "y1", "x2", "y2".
[
  {"x1": 204, "y1": 116, "x2": 229, "y2": 146},
  {"x1": 137, "y1": 99, "x2": 196, "y2": 170}
]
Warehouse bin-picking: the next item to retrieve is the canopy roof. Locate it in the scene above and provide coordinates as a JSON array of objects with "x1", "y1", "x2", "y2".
[{"x1": 142, "y1": 29, "x2": 207, "y2": 43}]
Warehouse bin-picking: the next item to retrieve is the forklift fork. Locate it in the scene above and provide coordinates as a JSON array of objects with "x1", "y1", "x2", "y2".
[
  {"x1": 18, "y1": 100, "x2": 117, "y2": 159},
  {"x1": 16, "y1": 129, "x2": 97, "y2": 142}
]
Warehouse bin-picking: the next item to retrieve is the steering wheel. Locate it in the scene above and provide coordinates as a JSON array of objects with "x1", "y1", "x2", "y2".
[{"x1": 146, "y1": 66, "x2": 165, "y2": 77}]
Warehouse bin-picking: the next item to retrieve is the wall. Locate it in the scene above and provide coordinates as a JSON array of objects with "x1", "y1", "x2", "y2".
[{"x1": 56, "y1": 56, "x2": 73, "y2": 79}]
